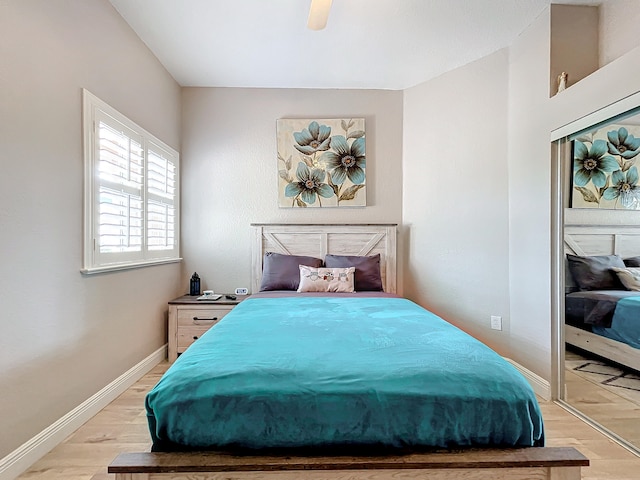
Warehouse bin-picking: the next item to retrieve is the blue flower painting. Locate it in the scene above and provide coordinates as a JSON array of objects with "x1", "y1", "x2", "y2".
[
  {"x1": 277, "y1": 118, "x2": 366, "y2": 207},
  {"x1": 572, "y1": 124, "x2": 640, "y2": 210}
]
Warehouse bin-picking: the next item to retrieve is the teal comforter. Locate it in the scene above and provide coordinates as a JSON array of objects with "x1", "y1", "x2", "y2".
[
  {"x1": 146, "y1": 297, "x2": 544, "y2": 451},
  {"x1": 593, "y1": 296, "x2": 640, "y2": 349}
]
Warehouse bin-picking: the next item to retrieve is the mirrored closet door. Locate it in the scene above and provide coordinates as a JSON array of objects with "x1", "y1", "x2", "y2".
[{"x1": 553, "y1": 99, "x2": 640, "y2": 452}]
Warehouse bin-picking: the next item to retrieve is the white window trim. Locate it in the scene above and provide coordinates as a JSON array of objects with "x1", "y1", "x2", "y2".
[{"x1": 82, "y1": 89, "x2": 181, "y2": 274}]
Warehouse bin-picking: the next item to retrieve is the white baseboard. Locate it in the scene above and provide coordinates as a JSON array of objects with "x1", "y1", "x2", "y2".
[
  {"x1": 505, "y1": 357, "x2": 551, "y2": 401},
  {"x1": 0, "y1": 345, "x2": 166, "y2": 480}
]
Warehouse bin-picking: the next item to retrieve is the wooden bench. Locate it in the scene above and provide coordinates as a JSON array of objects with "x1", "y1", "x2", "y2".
[{"x1": 108, "y1": 447, "x2": 589, "y2": 480}]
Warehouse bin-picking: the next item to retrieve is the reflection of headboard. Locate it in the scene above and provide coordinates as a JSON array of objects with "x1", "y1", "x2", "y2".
[
  {"x1": 564, "y1": 224, "x2": 640, "y2": 257},
  {"x1": 251, "y1": 224, "x2": 397, "y2": 294},
  {"x1": 564, "y1": 223, "x2": 640, "y2": 290}
]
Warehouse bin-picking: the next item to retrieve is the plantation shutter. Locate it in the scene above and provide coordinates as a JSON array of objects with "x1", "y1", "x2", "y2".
[
  {"x1": 94, "y1": 112, "x2": 144, "y2": 265},
  {"x1": 83, "y1": 90, "x2": 180, "y2": 273},
  {"x1": 146, "y1": 141, "x2": 177, "y2": 256}
]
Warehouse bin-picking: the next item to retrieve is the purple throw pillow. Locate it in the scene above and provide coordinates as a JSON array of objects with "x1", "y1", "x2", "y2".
[
  {"x1": 259, "y1": 252, "x2": 323, "y2": 291},
  {"x1": 324, "y1": 254, "x2": 383, "y2": 291}
]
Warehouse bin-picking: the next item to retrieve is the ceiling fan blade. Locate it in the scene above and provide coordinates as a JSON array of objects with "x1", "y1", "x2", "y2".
[{"x1": 308, "y1": 0, "x2": 333, "y2": 30}]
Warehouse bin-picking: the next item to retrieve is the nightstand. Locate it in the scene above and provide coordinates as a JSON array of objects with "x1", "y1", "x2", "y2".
[{"x1": 167, "y1": 294, "x2": 248, "y2": 362}]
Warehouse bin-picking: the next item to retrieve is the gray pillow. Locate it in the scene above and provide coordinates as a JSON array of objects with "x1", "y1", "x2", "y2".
[
  {"x1": 566, "y1": 254, "x2": 626, "y2": 291},
  {"x1": 259, "y1": 252, "x2": 323, "y2": 291},
  {"x1": 324, "y1": 254, "x2": 383, "y2": 291},
  {"x1": 624, "y1": 256, "x2": 640, "y2": 267}
]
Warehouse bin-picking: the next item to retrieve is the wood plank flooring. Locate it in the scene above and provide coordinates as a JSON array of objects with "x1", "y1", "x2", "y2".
[
  {"x1": 565, "y1": 349, "x2": 640, "y2": 447},
  {"x1": 14, "y1": 361, "x2": 640, "y2": 480}
]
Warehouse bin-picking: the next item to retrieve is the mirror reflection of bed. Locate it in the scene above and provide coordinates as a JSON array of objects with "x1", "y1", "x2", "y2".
[
  {"x1": 563, "y1": 224, "x2": 640, "y2": 448},
  {"x1": 560, "y1": 106, "x2": 640, "y2": 451}
]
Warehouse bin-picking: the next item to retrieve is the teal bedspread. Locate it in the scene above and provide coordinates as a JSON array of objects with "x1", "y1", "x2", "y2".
[
  {"x1": 146, "y1": 297, "x2": 544, "y2": 451},
  {"x1": 593, "y1": 296, "x2": 640, "y2": 349}
]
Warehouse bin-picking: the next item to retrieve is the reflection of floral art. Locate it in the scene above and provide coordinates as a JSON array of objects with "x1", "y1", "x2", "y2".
[
  {"x1": 277, "y1": 118, "x2": 366, "y2": 207},
  {"x1": 572, "y1": 125, "x2": 640, "y2": 210}
]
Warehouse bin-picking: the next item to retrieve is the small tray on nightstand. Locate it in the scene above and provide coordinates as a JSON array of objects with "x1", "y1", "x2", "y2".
[{"x1": 168, "y1": 294, "x2": 248, "y2": 306}]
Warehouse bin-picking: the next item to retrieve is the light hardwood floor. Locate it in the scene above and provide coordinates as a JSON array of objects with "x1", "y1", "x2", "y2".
[
  {"x1": 565, "y1": 349, "x2": 640, "y2": 447},
  {"x1": 14, "y1": 361, "x2": 640, "y2": 480}
]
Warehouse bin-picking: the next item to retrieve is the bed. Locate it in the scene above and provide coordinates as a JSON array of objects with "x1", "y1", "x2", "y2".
[
  {"x1": 566, "y1": 290, "x2": 640, "y2": 349},
  {"x1": 109, "y1": 224, "x2": 588, "y2": 480},
  {"x1": 564, "y1": 223, "x2": 640, "y2": 371},
  {"x1": 146, "y1": 294, "x2": 544, "y2": 452}
]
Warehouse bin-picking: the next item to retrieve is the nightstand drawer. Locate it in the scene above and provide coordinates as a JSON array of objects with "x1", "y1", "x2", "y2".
[
  {"x1": 168, "y1": 295, "x2": 248, "y2": 362},
  {"x1": 177, "y1": 307, "x2": 233, "y2": 326},
  {"x1": 177, "y1": 326, "x2": 213, "y2": 349}
]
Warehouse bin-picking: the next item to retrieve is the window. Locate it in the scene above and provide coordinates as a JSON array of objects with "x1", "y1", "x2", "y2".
[{"x1": 82, "y1": 89, "x2": 180, "y2": 273}]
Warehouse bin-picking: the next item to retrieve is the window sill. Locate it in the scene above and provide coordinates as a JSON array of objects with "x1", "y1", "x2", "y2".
[{"x1": 81, "y1": 257, "x2": 182, "y2": 275}]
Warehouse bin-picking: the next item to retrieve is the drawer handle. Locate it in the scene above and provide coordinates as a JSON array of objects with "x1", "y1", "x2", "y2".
[{"x1": 192, "y1": 316, "x2": 218, "y2": 322}]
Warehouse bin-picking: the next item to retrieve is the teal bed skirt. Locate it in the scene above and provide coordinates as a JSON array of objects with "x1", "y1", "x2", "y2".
[{"x1": 146, "y1": 296, "x2": 544, "y2": 451}]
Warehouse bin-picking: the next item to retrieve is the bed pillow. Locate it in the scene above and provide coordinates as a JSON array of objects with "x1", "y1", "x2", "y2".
[
  {"x1": 610, "y1": 267, "x2": 640, "y2": 291},
  {"x1": 297, "y1": 266, "x2": 355, "y2": 293},
  {"x1": 566, "y1": 254, "x2": 626, "y2": 291},
  {"x1": 324, "y1": 254, "x2": 384, "y2": 291},
  {"x1": 624, "y1": 256, "x2": 640, "y2": 267},
  {"x1": 259, "y1": 252, "x2": 323, "y2": 291}
]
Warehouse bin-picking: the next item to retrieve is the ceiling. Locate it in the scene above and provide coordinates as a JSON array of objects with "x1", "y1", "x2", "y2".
[{"x1": 109, "y1": 0, "x2": 603, "y2": 90}]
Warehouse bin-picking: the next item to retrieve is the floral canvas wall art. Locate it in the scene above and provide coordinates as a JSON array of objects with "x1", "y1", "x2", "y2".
[
  {"x1": 277, "y1": 118, "x2": 366, "y2": 208},
  {"x1": 571, "y1": 123, "x2": 640, "y2": 210}
]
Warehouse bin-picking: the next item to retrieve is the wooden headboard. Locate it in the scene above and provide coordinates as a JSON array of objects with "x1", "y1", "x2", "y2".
[
  {"x1": 251, "y1": 224, "x2": 397, "y2": 294},
  {"x1": 564, "y1": 224, "x2": 640, "y2": 257}
]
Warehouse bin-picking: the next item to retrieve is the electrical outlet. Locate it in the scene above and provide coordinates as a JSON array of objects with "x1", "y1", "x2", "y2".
[
  {"x1": 490, "y1": 315, "x2": 502, "y2": 331},
  {"x1": 235, "y1": 287, "x2": 249, "y2": 295}
]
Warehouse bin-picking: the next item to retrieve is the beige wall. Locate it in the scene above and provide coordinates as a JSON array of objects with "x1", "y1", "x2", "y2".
[
  {"x1": 405, "y1": 4, "x2": 640, "y2": 381},
  {"x1": 599, "y1": 0, "x2": 640, "y2": 67},
  {"x1": 0, "y1": 0, "x2": 182, "y2": 458},
  {"x1": 550, "y1": 4, "x2": 598, "y2": 95},
  {"x1": 180, "y1": 87, "x2": 403, "y2": 295},
  {"x1": 547, "y1": 1, "x2": 640, "y2": 91},
  {"x1": 506, "y1": 9, "x2": 554, "y2": 379},
  {"x1": 402, "y1": 50, "x2": 512, "y2": 354}
]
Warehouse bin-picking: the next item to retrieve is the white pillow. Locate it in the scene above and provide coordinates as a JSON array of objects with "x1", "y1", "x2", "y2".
[
  {"x1": 611, "y1": 267, "x2": 640, "y2": 291},
  {"x1": 297, "y1": 265, "x2": 355, "y2": 293}
]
